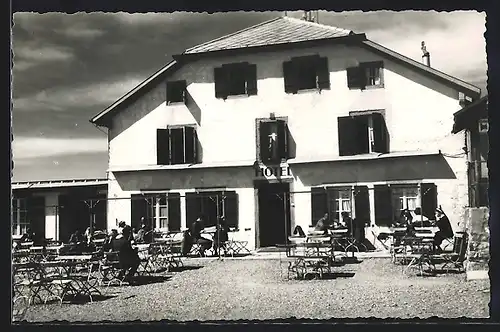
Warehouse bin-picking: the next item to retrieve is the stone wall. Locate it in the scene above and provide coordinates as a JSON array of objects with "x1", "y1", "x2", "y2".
[{"x1": 465, "y1": 207, "x2": 490, "y2": 273}]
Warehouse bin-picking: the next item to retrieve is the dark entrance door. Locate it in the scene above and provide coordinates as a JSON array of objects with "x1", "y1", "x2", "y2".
[{"x1": 257, "y1": 182, "x2": 291, "y2": 248}]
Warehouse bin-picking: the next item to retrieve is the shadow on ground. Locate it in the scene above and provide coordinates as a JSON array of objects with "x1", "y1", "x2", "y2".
[
  {"x1": 45, "y1": 294, "x2": 118, "y2": 305},
  {"x1": 300, "y1": 272, "x2": 356, "y2": 280},
  {"x1": 169, "y1": 265, "x2": 204, "y2": 273}
]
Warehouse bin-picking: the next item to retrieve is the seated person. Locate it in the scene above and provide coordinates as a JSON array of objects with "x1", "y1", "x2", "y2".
[
  {"x1": 314, "y1": 213, "x2": 332, "y2": 234},
  {"x1": 188, "y1": 217, "x2": 213, "y2": 257},
  {"x1": 410, "y1": 207, "x2": 430, "y2": 227},
  {"x1": 111, "y1": 227, "x2": 140, "y2": 284},
  {"x1": 103, "y1": 229, "x2": 118, "y2": 252},
  {"x1": 341, "y1": 212, "x2": 354, "y2": 234},
  {"x1": 134, "y1": 219, "x2": 152, "y2": 244},
  {"x1": 433, "y1": 206, "x2": 454, "y2": 251}
]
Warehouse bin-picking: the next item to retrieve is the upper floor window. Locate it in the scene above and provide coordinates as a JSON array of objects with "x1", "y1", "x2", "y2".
[
  {"x1": 157, "y1": 125, "x2": 198, "y2": 165},
  {"x1": 214, "y1": 62, "x2": 257, "y2": 99},
  {"x1": 337, "y1": 111, "x2": 389, "y2": 156},
  {"x1": 346, "y1": 61, "x2": 384, "y2": 90},
  {"x1": 256, "y1": 118, "x2": 289, "y2": 163},
  {"x1": 283, "y1": 55, "x2": 330, "y2": 94},
  {"x1": 166, "y1": 80, "x2": 187, "y2": 105}
]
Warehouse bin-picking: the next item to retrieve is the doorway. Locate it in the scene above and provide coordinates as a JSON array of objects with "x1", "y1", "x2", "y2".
[{"x1": 257, "y1": 182, "x2": 291, "y2": 248}]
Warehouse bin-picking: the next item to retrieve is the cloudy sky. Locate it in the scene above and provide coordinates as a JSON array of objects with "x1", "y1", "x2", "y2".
[{"x1": 12, "y1": 10, "x2": 487, "y2": 182}]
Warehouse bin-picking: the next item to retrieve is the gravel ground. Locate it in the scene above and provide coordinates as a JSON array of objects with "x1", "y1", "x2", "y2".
[{"x1": 20, "y1": 258, "x2": 490, "y2": 322}]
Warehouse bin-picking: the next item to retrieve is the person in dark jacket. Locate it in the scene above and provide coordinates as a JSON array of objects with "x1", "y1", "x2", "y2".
[
  {"x1": 189, "y1": 217, "x2": 213, "y2": 257},
  {"x1": 433, "y1": 206, "x2": 454, "y2": 250},
  {"x1": 111, "y1": 227, "x2": 140, "y2": 284}
]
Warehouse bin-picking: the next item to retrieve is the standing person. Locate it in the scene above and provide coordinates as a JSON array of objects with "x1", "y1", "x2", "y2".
[
  {"x1": 111, "y1": 226, "x2": 140, "y2": 285},
  {"x1": 433, "y1": 206, "x2": 454, "y2": 252},
  {"x1": 189, "y1": 217, "x2": 213, "y2": 257}
]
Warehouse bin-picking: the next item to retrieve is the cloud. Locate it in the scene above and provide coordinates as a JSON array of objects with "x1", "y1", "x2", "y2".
[
  {"x1": 12, "y1": 136, "x2": 107, "y2": 160},
  {"x1": 55, "y1": 26, "x2": 104, "y2": 38},
  {"x1": 14, "y1": 75, "x2": 144, "y2": 112},
  {"x1": 13, "y1": 43, "x2": 75, "y2": 73},
  {"x1": 365, "y1": 11, "x2": 487, "y2": 83}
]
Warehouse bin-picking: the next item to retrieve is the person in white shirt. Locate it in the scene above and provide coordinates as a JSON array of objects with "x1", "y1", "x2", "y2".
[{"x1": 411, "y1": 207, "x2": 429, "y2": 227}]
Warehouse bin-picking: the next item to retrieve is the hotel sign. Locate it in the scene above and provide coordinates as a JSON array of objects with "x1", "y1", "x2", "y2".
[{"x1": 254, "y1": 164, "x2": 292, "y2": 180}]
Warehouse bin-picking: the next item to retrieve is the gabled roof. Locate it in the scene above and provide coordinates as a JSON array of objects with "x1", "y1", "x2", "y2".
[
  {"x1": 90, "y1": 16, "x2": 482, "y2": 127},
  {"x1": 452, "y1": 95, "x2": 488, "y2": 133},
  {"x1": 183, "y1": 17, "x2": 355, "y2": 55}
]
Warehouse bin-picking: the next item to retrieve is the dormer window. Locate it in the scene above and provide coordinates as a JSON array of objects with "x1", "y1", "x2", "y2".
[
  {"x1": 347, "y1": 61, "x2": 384, "y2": 90},
  {"x1": 256, "y1": 118, "x2": 289, "y2": 163},
  {"x1": 283, "y1": 55, "x2": 330, "y2": 93},
  {"x1": 166, "y1": 80, "x2": 187, "y2": 104},
  {"x1": 214, "y1": 62, "x2": 257, "y2": 99}
]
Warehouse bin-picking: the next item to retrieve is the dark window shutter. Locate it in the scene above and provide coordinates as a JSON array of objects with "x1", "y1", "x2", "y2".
[
  {"x1": 374, "y1": 185, "x2": 393, "y2": 226},
  {"x1": 185, "y1": 192, "x2": 200, "y2": 227},
  {"x1": 245, "y1": 64, "x2": 258, "y2": 96},
  {"x1": 316, "y1": 57, "x2": 330, "y2": 90},
  {"x1": 259, "y1": 121, "x2": 272, "y2": 162},
  {"x1": 326, "y1": 187, "x2": 339, "y2": 222},
  {"x1": 337, "y1": 116, "x2": 358, "y2": 156},
  {"x1": 346, "y1": 66, "x2": 365, "y2": 89},
  {"x1": 131, "y1": 195, "x2": 150, "y2": 230},
  {"x1": 311, "y1": 187, "x2": 328, "y2": 226},
  {"x1": 283, "y1": 61, "x2": 297, "y2": 94},
  {"x1": 27, "y1": 196, "x2": 46, "y2": 241},
  {"x1": 355, "y1": 115, "x2": 370, "y2": 154},
  {"x1": 184, "y1": 126, "x2": 197, "y2": 164},
  {"x1": 371, "y1": 112, "x2": 389, "y2": 154},
  {"x1": 354, "y1": 186, "x2": 370, "y2": 225},
  {"x1": 214, "y1": 67, "x2": 227, "y2": 99},
  {"x1": 167, "y1": 193, "x2": 181, "y2": 232},
  {"x1": 223, "y1": 191, "x2": 239, "y2": 229},
  {"x1": 156, "y1": 129, "x2": 170, "y2": 165},
  {"x1": 276, "y1": 120, "x2": 288, "y2": 160},
  {"x1": 420, "y1": 183, "x2": 437, "y2": 220},
  {"x1": 170, "y1": 128, "x2": 184, "y2": 164}
]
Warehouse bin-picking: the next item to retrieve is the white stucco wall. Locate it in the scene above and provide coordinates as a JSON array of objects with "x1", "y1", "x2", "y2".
[{"x1": 106, "y1": 42, "x2": 471, "y2": 248}]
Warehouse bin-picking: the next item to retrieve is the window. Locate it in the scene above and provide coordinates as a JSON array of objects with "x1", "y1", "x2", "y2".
[
  {"x1": 346, "y1": 61, "x2": 384, "y2": 90},
  {"x1": 338, "y1": 111, "x2": 389, "y2": 156},
  {"x1": 374, "y1": 183, "x2": 438, "y2": 226},
  {"x1": 310, "y1": 186, "x2": 370, "y2": 226},
  {"x1": 166, "y1": 80, "x2": 187, "y2": 104},
  {"x1": 185, "y1": 191, "x2": 239, "y2": 229},
  {"x1": 214, "y1": 63, "x2": 257, "y2": 99},
  {"x1": 257, "y1": 118, "x2": 289, "y2": 163},
  {"x1": 468, "y1": 119, "x2": 489, "y2": 207},
  {"x1": 131, "y1": 193, "x2": 181, "y2": 231},
  {"x1": 283, "y1": 55, "x2": 330, "y2": 93},
  {"x1": 12, "y1": 198, "x2": 29, "y2": 235},
  {"x1": 157, "y1": 125, "x2": 198, "y2": 165}
]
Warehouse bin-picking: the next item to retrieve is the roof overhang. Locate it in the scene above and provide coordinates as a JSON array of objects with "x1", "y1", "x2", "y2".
[
  {"x1": 452, "y1": 95, "x2": 488, "y2": 134},
  {"x1": 12, "y1": 178, "x2": 108, "y2": 190},
  {"x1": 360, "y1": 40, "x2": 482, "y2": 98},
  {"x1": 89, "y1": 60, "x2": 181, "y2": 127}
]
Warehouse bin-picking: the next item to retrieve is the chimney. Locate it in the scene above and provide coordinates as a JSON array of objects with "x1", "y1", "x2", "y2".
[{"x1": 421, "y1": 41, "x2": 431, "y2": 67}]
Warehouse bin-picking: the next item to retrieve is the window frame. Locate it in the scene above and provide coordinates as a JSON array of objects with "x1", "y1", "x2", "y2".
[
  {"x1": 255, "y1": 116, "x2": 289, "y2": 163},
  {"x1": 283, "y1": 55, "x2": 330, "y2": 94},
  {"x1": 12, "y1": 197, "x2": 29, "y2": 235},
  {"x1": 166, "y1": 80, "x2": 187, "y2": 105},
  {"x1": 346, "y1": 61, "x2": 384, "y2": 90},
  {"x1": 338, "y1": 110, "x2": 389, "y2": 156},
  {"x1": 214, "y1": 62, "x2": 257, "y2": 99},
  {"x1": 156, "y1": 124, "x2": 199, "y2": 166}
]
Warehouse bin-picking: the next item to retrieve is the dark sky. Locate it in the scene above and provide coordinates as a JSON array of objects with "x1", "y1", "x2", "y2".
[{"x1": 12, "y1": 11, "x2": 487, "y2": 182}]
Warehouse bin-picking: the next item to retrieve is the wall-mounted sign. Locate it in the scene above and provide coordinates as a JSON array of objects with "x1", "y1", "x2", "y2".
[{"x1": 255, "y1": 165, "x2": 292, "y2": 180}]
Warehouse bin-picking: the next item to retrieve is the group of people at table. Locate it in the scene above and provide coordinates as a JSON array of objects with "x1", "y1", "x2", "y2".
[
  {"x1": 289, "y1": 205, "x2": 454, "y2": 254},
  {"x1": 12, "y1": 216, "x2": 229, "y2": 285}
]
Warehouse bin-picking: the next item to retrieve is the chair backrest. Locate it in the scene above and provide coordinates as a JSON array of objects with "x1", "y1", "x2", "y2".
[{"x1": 453, "y1": 233, "x2": 469, "y2": 261}]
